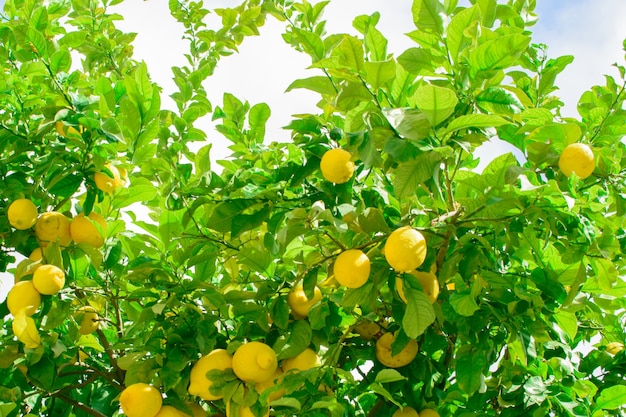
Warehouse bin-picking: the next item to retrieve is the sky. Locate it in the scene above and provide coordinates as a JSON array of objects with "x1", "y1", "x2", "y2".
[{"x1": 1, "y1": 1, "x2": 626, "y2": 298}]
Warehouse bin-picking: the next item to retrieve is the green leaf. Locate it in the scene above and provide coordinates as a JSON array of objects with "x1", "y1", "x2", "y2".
[
  {"x1": 48, "y1": 173, "x2": 83, "y2": 198},
  {"x1": 413, "y1": 84, "x2": 458, "y2": 126},
  {"x1": 476, "y1": 87, "x2": 524, "y2": 115},
  {"x1": 50, "y1": 49, "x2": 71, "y2": 74},
  {"x1": 402, "y1": 287, "x2": 436, "y2": 338},
  {"x1": 336, "y1": 35, "x2": 365, "y2": 73},
  {"x1": 446, "y1": 5, "x2": 480, "y2": 61},
  {"x1": 383, "y1": 108, "x2": 431, "y2": 141},
  {"x1": 249, "y1": 102, "x2": 271, "y2": 143},
  {"x1": 112, "y1": 177, "x2": 158, "y2": 209},
  {"x1": 468, "y1": 34, "x2": 531, "y2": 77},
  {"x1": 374, "y1": 369, "x2": 407, "y2": 383},
  {"x1": 286, "y1": 76, "x2": 337, "y2": 95},
  {"x1": 411, "y1": 0, "x2": 445, "y2": 34},
  {"x1": 449, "y1": 291, "x2": 480, "y2": 316},
  {"x1": 455, "y1": 345, "x2": 486, "y2": 395},
  {"x1": 442, "y1": 114, "x2": 509, "y2": 135},
  {"x1": 277, "y1": 320, "x2": 312, "y2": 360},
  {"x1": 239, "y1": 244, "x2": 275, "y2": 277},
  {"x1": 554, "y1": 311, "x2": 578, "y2": 341},
  {"x1": 393, "y1": 151, "x2": 441, "y2": 198},
  {"x1": 293, "y1": 27, "x2": 325, "y2": 62},
  {"x1": 397, "y1": 48, "x2": 434, "y2": 75},
  {"x1": 206, "y1": 199, "x2": 259, "y2": 234},
  {"x1": 364, "y1": 60, "x2": 396, "y2": 90},
  {"x1": 596, "y1": 385, "x2": 626, "y2": 410}
]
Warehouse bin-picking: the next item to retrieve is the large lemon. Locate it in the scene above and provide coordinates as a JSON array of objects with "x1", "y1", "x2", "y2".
[
  {"x1": 375, "y1": 332, "x2": 418, "y2": 368},
  {"x1": 7, "y1": 281, "x2": 41, "y2": 316},
  {"x1": 12, "y1": 309, "x2": 41, "y2": 349},
  {"x1": 397, "y1": 271, "x2": 439, "y2": 304},
  {"x1": 320, "y1": 148, "x2": 355, "y2": 184},
  {"x1": 281, "y1": 348, "x2": 321, "y2": 373},
  {"x1": 154, "y1": 406, "x2": 188, "y2": 417},
  {"x1": 35, "y1": 211, "x2": 72, "y2": 247},
  {"x1": 94, "y1": 163, "x2": 122, "y2": 193},
  {"x1": 188, "y1": 348, "x2": 233, "y2": 400},
  {"x1": 558, "y1": 143, "x2": 595, "y2": 179},
  {"x1": 32, "y1": 264, "x2": 65, "y2": 295},
  {"x1": 75, "y1": 306, "x2": 100, "y2": 335},
  {"x1": 119, "y1": 383, "x2": 163, "y2": 417},
  {"x1": 287, "y1": 284, "x2": 322, "y2": 319},
  {"x1": 419, "y1": 409, "x2": 440, "y2": 417},
  {"x1": 70, "y1": 211, "x2": 107, "y2": 248},
  {"x1": 7, "y1": 198, "x2": 38, "y2": 230},
  {"x1": 334, "y1": 249, "x2": 370, "y2": 288},
  {"x1": 232, "y1": 341, "x2": 278, "y2": 384},
  {"x1": 384, "y1": 226, "x2": 427, "y2": 272},
  {"x1": 392, "y1": 406, "x2": 419, "y2": 417}
]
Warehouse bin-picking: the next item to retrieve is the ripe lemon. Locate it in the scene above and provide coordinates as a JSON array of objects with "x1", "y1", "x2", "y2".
[
  {"x1": 354, "y1": 321, "x2": 382, "y2": 341},
  {"x1": 287, "y1": 284, "x2": 322, "y2": 319},
  {"x1": 384, "y1": 226, "x2": 427, "y2": 272},
  {"x1": 392, "y1": 406, "x2": 419, "y2": 417},
  {"x1": 7, "y1": 281, "x2": 41, "y2": 316},
  {"x1": 35, "y1": 211, "x2": 72, "y2": 247},
  {"x1": 334, "y1": 249, "x2": 370, "y2": 288},
  {"x1": 12, "y1": 309, "x2": 41, "y2": 349},
  {"x1": 232, "y1": 341, "x2": 278, "y2": 383},
  {"x1": 29, "y1": 247, "x2": 43, "y2": 262},
  {"x1": 188, "y1": 348, "x2": 233, "y2": 400},
  {"x1": 397, "y1": 271, "x2": 439, "y2": 304},
  {"x1": 419, "y1": 409, "x2": 440, "y2": 417},
  {"x1": 255, "y1": 368, "x2": 285, "y2": 402},
  {"x1": 7, "y1": 199, "x2": 38, "y2": 230},
  {"x1": 320, "y1": 148, "x2": 355, "y2": 184},
  {"x1": 154, "y1": 406, "x2": 188, "y2": 417},
  {"x1": 119, "y1": 383, "x2": 163, "y2": 417},
  {"x1": 226, "y1": 402, "x2": 269, "y2": 417},
  {"x1": 32, "y1": 264, "x2": 65, "y2": 295},
  {"x1": 375, "y1": 332, "x2": 418, "y2": 368},
  {"x1": 75, "y1": 306, "x2": 100, "y2": 335},
  {"x1": 606, "y1": 342, "x2": 624, "y2": 355},
  {"x1": 70, "y1": 212, "x2": 107, "y2": 248},
  {"x1": 281, "y1": 348, "x2": 321, "y2": 373},
  {"x1": 558, "y1": 143, "x2": 595, "y2": 179},
  {"x1": 94, "y1": 163, "x2": 122, "y2": 193}
]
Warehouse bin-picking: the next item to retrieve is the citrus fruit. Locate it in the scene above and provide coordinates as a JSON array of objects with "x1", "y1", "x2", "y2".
[
  {"x1": 29, "y1": 247, "x2": 43, "y2": 262},
  {"x1": 392, "y1": 406, "x2": 419, "y2": 417},
  {"x1": 354, "y1": 321, "x2": 382, "y2": 341},
  {"x1": 287, "y1": 284, "x2": 322, "y2": 319},
  {"x1": 606, "y1": 342, "x2": 624, "y2": 355},
  {"x1": 75, "y1": 306, "x2": 100, "y2": 335},
  {"x1": 320, "y1": 148, "x2": 355, "y2": 184},
  {"x1": 188, "y1": 348, "x2": 233, "y2": 400},
  {"x1": 334, "y1": 249, "x2": 370, "y2": 288},
  {"x1": 94, "y1": 163, "x2": 122, "y2": 193},
  {"x1": 384, "y1": 226, "x2": 427, "y2": 272},
  {"x1": 255, "y1": 368, "x2": 285, "y2": 402},
  {"x1": 226, "y1": 402, "x2": 268, "y2": 417},
  {"x1": 119, "y1": 383, "x2": 163, "y2": 417},
  {"x1": 12, "y1": 309, "x2": 41, "y2": 349},
  {"x1": 397, "y1": 271, "x2": 439, "y2": 304},
  {"x1": 375, "y1": 332, "x2": 419, "y2": 368},
  {"x1": 32, "y1": 264, "x2": 65, "y2": 295},
  {"x1": 232, "y1": 341, "x2": 278, "y2": 383},
  {"x1": 7, "y1": 281, "x2": 41, "y2": 316},
  {"x1": 7, "y1": 198, "x2": 38, "y2": 230},
  {"x1": 70, "y1": 211, "x2": 107, "y2": 248},
  {"x1": 35, "y1": 211, "x2": 72, "y2": 247},
  {"x1": 281, "y1": 348, "x2": 321, "y2": 373},
  {"x1": 558, "y1": 143, "x2": 595, "y2": 179},
  {"x1": 154, "y1": 406, "x2": 188, "y2": 417},
  {"x1": 419, "y1": 409, "x2": 440, "y2": 417}
]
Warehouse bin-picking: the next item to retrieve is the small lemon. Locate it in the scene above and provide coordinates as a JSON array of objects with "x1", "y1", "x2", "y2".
[
  {"x1": 7, "y1": 281, "x2": 41, "y2": 316},
  {"x1": 375, "y1": 332, "x2": 418, "y2": 368},
  {"x1": 287, "y1": 284, "x2": 322, "y2": 319},
  {"x1": 320, "y1": 148, "x2": 355, "y2": 184},
  {"x1": 392, "y1": 406, "x2": 419, "y2": 417},
  {"x1": 606, "y1": 342, "x2": 624, "y2": 355},
  {"x1": 7, "y1": 199, "x2": 38, "y2": 230},
  {"x1": 281, "y1": 348, "x2": 321, "y2": 373},
  {"x1": 32, "y1": 264, "x2": 65, "y2": 295},
  {"x1": 154, "y1": 406, "x2": 188, "y2": 417},
  {"x1": 29, "y1": 247, "x2": 43, "y2": 262},
  {"x1": 70, "y1": 211, "x2": 107, "y2": 248},
  {"x1": 119, "y1": 383, "x2": 163, "y2": 417},
  {"x1": 12, "y1": 309, "x2": 41, "y2": 349},
  {"x1": 188, "y1": 348, "x2": 233, "y2": 401},
  {"x1": 559, "y1": 143, "x2": 595, "y2": 179},
  {"x1": 384, "y1": 226, "x2": 427, "y2": 272},
  {"x1": 94, "y1": 163, "x2": 122, "y2": 194},
  {"x1": 334, "y1": 249, "x2": 370, "y2": 288},
  {"x1": 397, "y1": 271, "x2": 439, "y2": 304},
  {"x1": 35, "y1": 211, "x2": 72, "y2": 247},
  {"x1": 232, "y1": 341, "x2": 278, "y2": 383},
  {"x1": 419, "y1": 409, "x2": 440, "y2": 417},
  {"x1": 75, "y1": 306, "x2": 100, "y2": 335}
]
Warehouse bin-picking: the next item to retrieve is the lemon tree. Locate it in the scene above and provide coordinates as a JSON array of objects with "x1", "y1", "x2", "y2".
[{"x1": 0, "y1": 1, "x2": 625, "y2": 416}]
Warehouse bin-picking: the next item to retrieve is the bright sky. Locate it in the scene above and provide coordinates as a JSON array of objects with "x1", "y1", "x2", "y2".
[{"x1": 1, "y1": 1, "x2": 626, "y2": 298}]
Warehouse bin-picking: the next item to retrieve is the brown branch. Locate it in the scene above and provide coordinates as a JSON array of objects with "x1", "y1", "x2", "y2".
[{"x1": 367, "y1": 398, "x2": 386, "y2": 417}]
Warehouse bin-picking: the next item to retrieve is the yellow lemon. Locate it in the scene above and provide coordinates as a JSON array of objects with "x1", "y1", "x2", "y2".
[
  {"x1": 255, "y1": 368, "x2": 285, "y2": 402},
  {"x1": 606, "y1": 342, "x2": 624, "y2": 355},
  {"x1": 232, "y1": 341, "x2": 278, "y2": 384},
  {"x1": 12, "y1": 309, "x2": 41, "y2": 349},
  {"x1": 7, "y1": 281, "x2": 41, "y2": 316},
  {"x1": 29, "y1": 247, "x2": 43, "y2": 262},
  {"x1": 154, "y1": 406, "x2": 188, "y2": 417},
  {"x1": 226, "y1": 402, "x2": 268, "y2": 417},
  {"x1": 320, "y1": 148, "x2": 355, "y2": 184},
  {"x1": 188, "y1": 348, "x2": 233, "y2": 401},
  {"x1": 384, "y1": 226, "x2": 427, "y2": 272},
  {"x1": 375, "y1": 332, "x2": 418, "y2": 368},
  {"x1": 287, "y1": 284, "x2": 322, "y2": 319},
  {"x1": 354, "y1": 321, "x2": 382, "y2": 341},
  {"x1": 70, "y1": 212, "x2": 107, "y2": 248},
  {"x1": 7, "y1": 199, "x2": 38, "y2": 230},
  {"x1": 32, "y1": 264, "x2": 65, "y2": 295},
  {"x1": 35, "y1": 211, "x2": 72, "y2": 247},
  {"x1": 281, "y1": 348, "x2": 321, "y2": 373},
  {"x1": 397, "y1": 271, "x2": 439, "y2": 304},
  {"x1": 94, "y1": 163, "x2": 122, "y2": 193},
  {"x1": 334, "y1": 249, "x2": 370, "y2": 288},
  {"x1": 419, "y1": 409, "x2": 440, "y2": 417},
  {"x1": 558, "y1": 143, "x2": 595, "y2": 179},
  {"x1": 392, "y1": 406, "x2": 419, "y2": 417},
  {"x1": 119, "y1": 383, "x2": 163, "y2": 417},
  {"x1": 75, "y1": 306, "x2": 100, "y2": 335}
]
